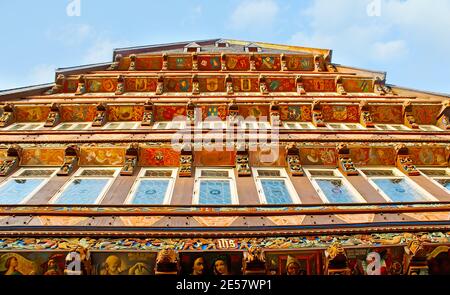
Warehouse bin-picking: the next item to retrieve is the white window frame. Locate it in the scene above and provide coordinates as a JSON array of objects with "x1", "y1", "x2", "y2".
[
  {"x1": 304, "y1": 168, "x2": 366, "y2": 204},
  {"x1": 358, "y1": 167, "x2": 438, "y2": 202},
  {"x1": 252, "y1": 167, "x2": 300, "y2": 204},
  {"x1": 193, "y1": 168, "x2": 239, "y2": 205},
  {"x1": 153, "y1": 121, "x2": 187, "y2": 130},
  {"x1": 283, "y1": 122, "x2": 315, "y2": 130},
  {"x1": 418, "y1": 125, "x2": 442, "y2": 132},
  {"x1": 418, "y1": 167, "x2": 450, "y2": 194},
  {"x1": 125, "y1": 168, "x2": 178, "y2": 205},
  {"x1": 198, "y1": 121, "x2": 227, "y2": 130},
  {"x1": 49, "y1": 167, "x2": 120, "y2": 205},
  {"x1": 375, "y1": 124, "x2": 410, "y2": 131},
  {"x1": 5, "y1": 122, "x2": 45, "y2": 131},
  {"x1": 242, "y1": 121, "x2": 271, "y2": 130},
  {"x1": 0, "y1": 167, "x2": 58, "y2": 204},
  {"x1": 326, "y1": 123, "x2": 364, "y2": 130},
  {"x1": 102, "y1": 121, "x2": 140, "y2": 130},
  {"x1": 53, "y1": 122, "x2": 92, "y2": 131}
]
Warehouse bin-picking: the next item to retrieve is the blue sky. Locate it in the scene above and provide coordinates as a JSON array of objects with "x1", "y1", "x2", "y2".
[{"x1": 1, "y1": 0, "x2": 449, "y2": 94}]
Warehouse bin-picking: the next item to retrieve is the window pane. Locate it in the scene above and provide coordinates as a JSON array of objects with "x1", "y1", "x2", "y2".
[
  {"x1": 73, "y1": 123, "x2": 89, "y2": 130},
  {"x1": 372, "y1": 178, "x2": 428, "y2": 202},
  {"x1": 9, "y1": 124, "x2": 26, "y2": 130},
  {"x1": 131, "y1": 180, "x2": 169, "y2": 204},
  {"x1": 121, "y1": 122, "x2": 137, "y2": 129},
  {"x1": 55, "y1": 179, "x2": 109, "y2": 204},
  {"x1": 435, "y1": 179, "x2": 450, "y2": 190},
  {"x1": 0, "y1": 179, "x2": 44, "y2": 204},
  {"x1": 57, "y1": 123, "x2": 72, "y2": 130},
  {"x1": 315, "y1": 179, "x2": 360, "y2": 203},
  {"x1": 261, "y1": 179, "x2": 292, "y2": 204},
  {"x1": 105, "y1": 122, "x2": 121, "y2": 129},
  {"x1": 198, "y1": 180, "x2": 232, "y2": 205}
]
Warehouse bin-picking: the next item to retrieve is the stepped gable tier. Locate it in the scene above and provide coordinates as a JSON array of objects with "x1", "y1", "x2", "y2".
[{"x1": 0, "y1": 39, "x2": 449, "y2": 275}]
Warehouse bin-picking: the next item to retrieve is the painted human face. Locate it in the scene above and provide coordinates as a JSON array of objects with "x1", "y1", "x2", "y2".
[
  {"x1": 192, "y1": 257, "x2": 205, "y2": 275},
  {"x1": 287, "y1": 262, "x2": 300, "y2": 275},
  {"x1": 10, "y1": 257, "x2": 18, "y2": 268},
  {"x1": 214, "y1": 259, "x2": 227, "y2": 275}
]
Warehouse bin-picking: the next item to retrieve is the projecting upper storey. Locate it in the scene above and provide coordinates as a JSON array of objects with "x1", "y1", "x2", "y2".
[{"x1": 1, "y1": 38, "x2": 449, "y2": 102}]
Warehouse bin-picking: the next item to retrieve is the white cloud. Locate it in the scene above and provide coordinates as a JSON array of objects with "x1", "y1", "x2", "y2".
[
  {"x1": 373, "y1": 40, "x2": 408, "y2": 61},
  {"x1": 46, "y1": 24, "x2": 93, "y2": 46},
  {"x1": 230, "y1": 0, "x2": 279, "y2": 30},
  {"x1": 287, "y1": 0, "x2": 450, "y2": 93},
  {"x1": 83, "y1": 39, "x2": 132, "y2": 64},
  {"x1": 28, "y1": 64, "x2": 56, "y2": 85}
]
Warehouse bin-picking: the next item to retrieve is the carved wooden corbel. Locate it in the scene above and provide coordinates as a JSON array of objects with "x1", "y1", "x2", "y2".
[
  {"x1": 155, "y1": 75, "x2": 164, "y2": 95},
  {"x1": 186, "y1": 99, "x2": 195, "y2": 123},
  {"x1": 259, "y1": 75, "x2": 268, "y2": 95},
  {"x1": 0, "y1": 145, "x2": 21, "y2": 177},
  {"x1": 286, "y1": 143, "x2": 303, "y2": 176},
  {"x1": 192, "y1": 52, "x2": 198, "y2": 71},
  {"x1": 162, "y1": 53, "x2": 169, "y2": 71},
  {"x1": 121, "y1": 143, "x2": 139, "y2": 176},
  {"x1": 311, "y1": 101, "x2": 325, "y2": 127},
  {"x1": 336, "y1": 143, "x2": 358, "y2": 176},
  {"x1": 236, "y1": 144, "x2": 251, "y2": 177},
  {"x1": 280, "y1": 53, "x2": 288, "y2": 71},
  {"x1": 225, "y1": 74, "x2": 234, "y2": 95},
  {"x1": 249, "y1": 53, "x2": 256, "y2": 71},
  {"x1": 437, "y1": 100, "x2": 450, "y2": 130},
  {"x1": 0, "y1": 104, "x2": 15, "y2": 128},
  {"x1": 243, "y1": 246, "x2": 266, "y2": 275},
  {"x1": 155, "y1": 249, "x2": 179, "y2": 275},
  {"x1": 270, "y1": 101, "x2": 281, "y2": 127},
  {"x1": 141, "y1": 100, "x2": 154, "y2": 126},
  {"x1": 92, "y1": 103, "x2": 107, "y2": 127},
  {"x1": 296, "y1": 75, "x2": 306, "y2": 95},
  {"x1": 221, "y1": 53, "x2": 227, "y2": 71},
  {"x1": 359, "y1": 100, "x2": 374, "y2": 128},
  {"x1": 336, "y1": 76, "x2": 347, "y2": 95},
  {"x1": 374, "y1": 77, "x2": 393, "y2": 95},
  {"x1": 324, "y1": 242, "x2": 351, "y2": 275},
  {"x1": 128, "y1": 54, "x2": 137, "y2": 71},
  {"x1": 314, "y1": 55, "x2": 324, "y2": 72},
  {"x1": 228, "y1": 99, "x2": 239, "y2": 122},
  {"x1": 326, "y1": 62, "x2": 338, "y2": 73},
  {"x1": 45, "y1": 74, "x2": 65, "y2": 95},
  {"x1": 179, "y1": 145, "x2": 193, "y2": 177},
  {"x1": 74, "y1": 75, "x2": 86, "y2": 95},
  {"x1": 115, "y1": 75, "x2": 125, "y2": 95},
  {"x1": 403, "y1": 101, "x2": 419, "y2": 129},
  {"x1": 395, "y1": 144, "x2": 419, "y2": 176},
  {"x1": 44, "y1": 103, "x2": 61, "y2": 127},
  {"x1": 192, "y1": 74, "x2": 200, "y2": 95},
  {"x1": 57, "y1": 145, "x2": 79, "y2": 176},
  {"x1": 107, "y1": 54, "x2": 122, "y2": 71}
]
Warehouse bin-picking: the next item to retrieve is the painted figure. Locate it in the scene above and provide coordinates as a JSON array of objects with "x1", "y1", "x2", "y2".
[
  {"x1": 212, "y1": 257, "x2": 230, "y2": 275},
  {"x1": 190, "y1": 256, "x2": 206, "y2": 275}
]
